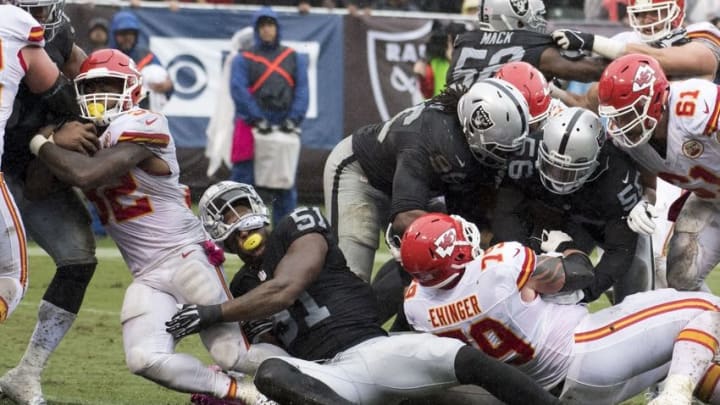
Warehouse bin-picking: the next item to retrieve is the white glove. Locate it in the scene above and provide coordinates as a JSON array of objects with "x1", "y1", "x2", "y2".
[
  {"x1": 385, "y1": 223, "x2": 402, "y2": 262},
  {"x1": 627, "y1": 200, "x2": 658, "y2": 235},
  {"x1": 540, "y1": 229, "x2": 573, "y2": 253}
]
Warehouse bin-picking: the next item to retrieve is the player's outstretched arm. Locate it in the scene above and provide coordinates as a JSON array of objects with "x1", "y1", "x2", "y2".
[
  {"x1": 539, "y1": 47, "x2": 608, "y2": 82},
  {"x1": 551, "y1": 82, "x2": 600, "y2": 112},
  {"x1": 166, "y1": 232, "x2": 327, "y2": 339},
  {"x1": 623, "y1": 41, "x2": 716, "y2": 80}
]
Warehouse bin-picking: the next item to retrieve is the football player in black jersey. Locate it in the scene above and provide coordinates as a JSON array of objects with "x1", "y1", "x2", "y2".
[
  {"x1": 446, "y1": 0, "x2": 608, "y2": 89},
  {"x1": 0, "y1": 1, "x2": 99, "y2": 404},
  {"x1": 166, "y1": 181, "x2": 560, "y2": 405},
  {"x1": 324, "y1": 78, "x2": 529, "y2": 334},
  {"x1": 323, "y1": 78, "x2": 529, "y2": 284},
  {"x1": 492, "y1": 107, "x2": 652, "y2": 304}
]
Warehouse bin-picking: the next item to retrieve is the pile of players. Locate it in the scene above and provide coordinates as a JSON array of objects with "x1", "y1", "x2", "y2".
[{"x1": 3, "y1": 0, "x2": 720, "y2": 404}]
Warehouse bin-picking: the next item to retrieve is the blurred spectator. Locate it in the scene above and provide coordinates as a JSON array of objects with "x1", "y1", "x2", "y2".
[
  {"x1": 603, "y1": 0, "x2": 627, "y2": 22},
  {"x1": 230, "y1": 6, "x2": 309, "y2": 224},
  {"x1": 109, "y1": 10, "x2": 173, "y2": 110},
  {"x1": 686, "y1": 0, "x2": 716, "y2": 23},
  {"x1": 584, "y1": 0, "x2": 609, "y2": 20},
  {"x1": 461, "y1": 0, "x2": 479, "y2": 15},
  {"x1": 373, "y1": 0, "x2": 421, "y2": 11},
  {"x1": 413, "y1": 21, "x2": 467, "y2": 99},
  {"x1": 205, "y1": 27, "x2": 254, "y2": 179},
  {"x1": 711, "y1": 14, "x2": 720, "y2": 30},
  {"x1": 85, "y1": 17, "x2": 110, "y2": 54},
  {"x1": 416, "y1": 0, "x2": 462, "y2": 13},
  {"x1": 298, "y1": 1, "x2": 312, "y2": 14}
]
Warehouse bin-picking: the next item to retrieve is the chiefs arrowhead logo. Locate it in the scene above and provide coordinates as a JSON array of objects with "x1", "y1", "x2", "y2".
[
  {"x1": 632, "y1": 64, "x2": 656, "y2": 92},
  {"x1": 434, "y1": 229, "x2": 457, "y2": 258}
]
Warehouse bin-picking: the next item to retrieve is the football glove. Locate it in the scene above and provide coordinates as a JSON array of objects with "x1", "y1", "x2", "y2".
[
  {"x1": 242, "y1": 318, "x2": 274, "y2": 343},
  {"x1": 627, "y1": 200, "x2": 658, "y2": 235},
  {"x1": 540, "y1": 229, "x2": 573, "y2": 254},
  {"x1": 165, "y1": 304, "x2": 222, "y2": 340},
  {"x1": 384, "y1": 223, "x2": 402, "y2": 262},
  {"x1": 650, "y1": 28, "x2": 691, "y2": 48},
  {"x1": 552, "y1": 29, "x2": 595, "y2": 52},
  {"x1": 254, "y1": 119, "x2": 272, "y2": 135}
]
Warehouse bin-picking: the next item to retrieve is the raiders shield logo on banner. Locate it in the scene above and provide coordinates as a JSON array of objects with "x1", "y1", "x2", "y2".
[{"x1": 367, "y1": 21, "x2": 433, "y2": 121}]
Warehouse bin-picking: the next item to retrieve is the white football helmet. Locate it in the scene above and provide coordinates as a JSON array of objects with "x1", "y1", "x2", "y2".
[
  {"x1": 199, "y1": 181, "x2": 270, "y2": 242},
  {"x1": 478, "y1": 0, "x2": 548, "y2": 33},
  {"x1": 627, "y1": 0, "x2": 685, "y2": 42},
  {"x1": 457, "y1": 78, "x2": 530, "y2": 168},
  {"x1": 10, "y1": 0, "x2": 66, "y2": 41},
  {"x1": 538, "y1": 107, "x2": 603, "y2": 195}
]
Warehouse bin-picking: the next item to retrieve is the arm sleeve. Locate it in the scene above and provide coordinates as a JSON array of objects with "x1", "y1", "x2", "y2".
[
  {"x1": 230, "y1": 54, "x2": 264, "y2": 123},
  {"x1": 389, "y1": 151, "x2": 433, "y2": 220},
  {"x1": 289, "y1": 52, "x2": 309, "y2": 124},
  {"x1": 490, "y1": 184, "x2": 533, "y2": 244},
  {"x1": 582, "y1": 219, "x2": 638, "y2": 302}
]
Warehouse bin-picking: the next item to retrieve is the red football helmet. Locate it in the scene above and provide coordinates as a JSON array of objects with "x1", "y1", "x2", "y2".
[
  {"x1": 627, "y1": 0, "x2": 685, "y2": 42},
  {"x1": 74, "y1": 49, "x2": 144, "y2": 126},
  {"x1": 597, "y1": 54, "x2": 669, "y2": 148},
  {"x1": 494, "y1": 61, "x2": 551, "y2": 126},
  {"x1": 400, "y1": 213, "x2": 481, "y2": 289}
]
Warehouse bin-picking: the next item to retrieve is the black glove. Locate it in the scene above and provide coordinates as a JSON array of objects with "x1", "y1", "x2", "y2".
[
  {"x1": 165, "y1": 304, "x2": 222, "y2": 340},
  {"x1": 551, "y1": 29, "x2": 595, "y2": 52},
  {"x1": 280, "y1": 118, "x2": 300, "y2": 135},
  {"x1": 254, "y1": 119, "x2": 272, "y2": 134},
  {"x1": 650, "y1": 28, "x2": 690, "y2": 48},
  {"x1": 241, "y1": 318, "x2": 274, "y2": 343}
]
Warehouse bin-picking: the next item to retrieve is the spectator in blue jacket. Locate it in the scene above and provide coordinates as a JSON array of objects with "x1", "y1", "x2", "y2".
[
  {"x1": 230, "y1": 6, "x2": 309, "y2": 225},
  {"x1": 109, "y1": 10, "x2": 173, "y2": 110}
]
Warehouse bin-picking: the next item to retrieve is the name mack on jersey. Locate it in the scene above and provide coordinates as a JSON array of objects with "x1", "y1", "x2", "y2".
[{"x1": 479, "y1": 32, "x2": 514, "y2": 46}]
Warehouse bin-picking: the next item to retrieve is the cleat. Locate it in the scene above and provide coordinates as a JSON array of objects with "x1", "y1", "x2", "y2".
[
  {"x1": 0, "y1": 367, "x2": 46, "y2": 405},
  {"x1": 648, "y1": 375, "x2": 694, "y2": 405}
]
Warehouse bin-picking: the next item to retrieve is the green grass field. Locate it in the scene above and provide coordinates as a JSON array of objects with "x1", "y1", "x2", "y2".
[{"x1": 1, "y1": 238, "x2": 719, "y2": 405}]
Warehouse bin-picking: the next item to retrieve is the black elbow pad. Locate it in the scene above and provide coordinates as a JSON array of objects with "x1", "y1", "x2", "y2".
[
  {"x1": 40, "y1": 73, "x2": 80, "y2": 117},
  {"x1": 560, "y1": 251, "x2": 594, "y2": 292}
]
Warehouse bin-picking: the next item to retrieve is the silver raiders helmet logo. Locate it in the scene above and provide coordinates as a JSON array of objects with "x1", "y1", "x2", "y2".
[{"x1": 471, "y1": 105, "x2": 494, "y2": 131}]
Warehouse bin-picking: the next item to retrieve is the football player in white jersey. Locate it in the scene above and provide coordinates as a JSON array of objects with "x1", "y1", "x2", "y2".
[
  {"x1": 598, "y1": 54, "x2": 720, "y2": 293},
  {"x1": 166, "y1": 181, "x2": 560, "y2": 405},
  {"x1": 0, "y1": 5, "x2": 75, "y2": 326},
  {"x1": 551, "y1": 0, "x2": 720, "y2": 290},
  {"x1": 554, "y1": 0, "x2": 719, "y2": 82},
  {"x1": 402, "y1": 213, "x2": 720, "y2": 404},
  {"x1": 27, "y1": 49, "x2": 283, "y2": 403}
]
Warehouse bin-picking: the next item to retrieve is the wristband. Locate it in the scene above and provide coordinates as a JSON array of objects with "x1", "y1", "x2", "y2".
[
  {"x1": 29, "y1": 134, "x2": 53, "y2": 156},
  {"x1": 591, "y1": 35, "x2": 626, "y2": 59}
]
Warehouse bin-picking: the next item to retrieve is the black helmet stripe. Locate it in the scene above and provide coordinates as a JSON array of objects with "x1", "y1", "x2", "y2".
[
  {"x1": 485, "y1": 78, "x2": 528, "y2": 136},
  {"x1": 558, "y1": 108, "x2": 584, "y2": 155}
]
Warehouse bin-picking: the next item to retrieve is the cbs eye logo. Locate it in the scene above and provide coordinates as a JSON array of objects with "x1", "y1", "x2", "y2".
[{"x1": 166, "y1": 54, "x2": 207, "y2": 100}]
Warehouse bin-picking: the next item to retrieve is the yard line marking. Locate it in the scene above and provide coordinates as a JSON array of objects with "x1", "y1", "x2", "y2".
[{"x1": 28, "y1": 246, "x2": 123, "y2": 258}]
